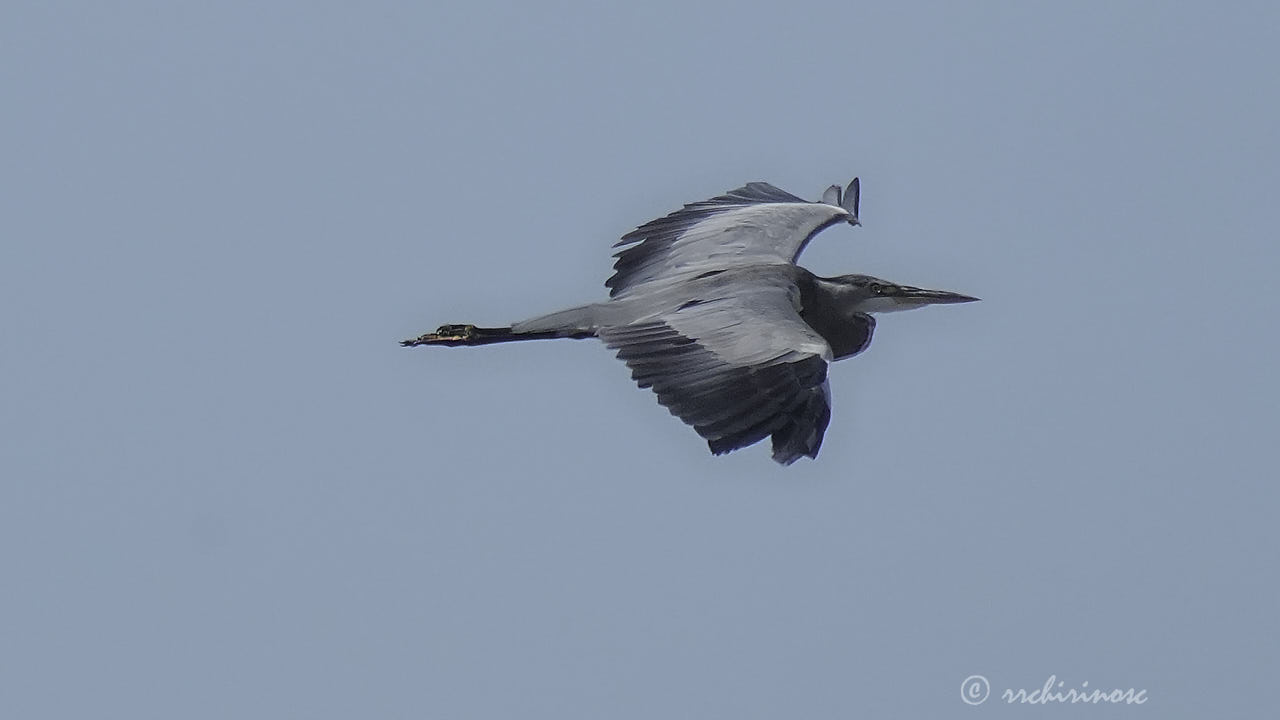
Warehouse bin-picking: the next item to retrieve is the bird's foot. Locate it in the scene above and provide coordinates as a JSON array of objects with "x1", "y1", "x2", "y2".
[{"x1": 400, "y1": 324, "x2": 478, "y2": 347}]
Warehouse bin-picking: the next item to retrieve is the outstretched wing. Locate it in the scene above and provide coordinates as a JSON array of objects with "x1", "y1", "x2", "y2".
[
  {"x1": 607, "y1": 182, "x2": 853, "y2": 298},
  {"x1": 599, "y1": 268, "x2": 835, "y2": 464}
]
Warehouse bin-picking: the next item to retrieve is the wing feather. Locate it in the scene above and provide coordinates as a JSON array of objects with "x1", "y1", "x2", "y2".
[
  {"x1": 607, "y1": 182, "x2": 851, "y2": 297},
  {"x1": 600, "y1": 272, "x2": 836, "y2": 464}
]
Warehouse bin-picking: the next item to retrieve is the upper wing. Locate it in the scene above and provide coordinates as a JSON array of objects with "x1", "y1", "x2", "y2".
[
  {"x1": 599, "y1": 270, "x2": 835, "y2": 464},
  {"x1": 606, "y1": 182, "x2": 853, "y2": 298}
]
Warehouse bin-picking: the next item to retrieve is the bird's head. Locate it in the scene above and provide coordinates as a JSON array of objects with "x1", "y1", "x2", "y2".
[{"x1": 833, "y1": 274, "x2": 980, "y2": 314}]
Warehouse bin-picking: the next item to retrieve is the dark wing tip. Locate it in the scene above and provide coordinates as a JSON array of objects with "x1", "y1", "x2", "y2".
[
  {"x1": 769, "y1": 405, "x2": 830, "y2": 464},
  {"x1": 842, "y1": 178, "x2": 860, "y2": 221},
  {"x1": 725, "y1": 182, "x2": 807, "y2": 204}
]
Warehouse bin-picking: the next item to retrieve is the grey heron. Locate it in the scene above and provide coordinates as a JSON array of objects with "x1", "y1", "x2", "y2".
[{"x1": 402, "y1": 178, "x2": 977, "y2": 465}]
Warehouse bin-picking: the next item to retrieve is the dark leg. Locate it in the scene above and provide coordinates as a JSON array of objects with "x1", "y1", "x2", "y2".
[{"x1": 402, "y1": 324, "x2": 535, "y2": 347}]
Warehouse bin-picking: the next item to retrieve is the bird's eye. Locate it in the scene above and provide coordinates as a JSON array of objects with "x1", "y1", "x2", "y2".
[{"x1": 869, "y1": 283, "x2": 883, "y2": 294}]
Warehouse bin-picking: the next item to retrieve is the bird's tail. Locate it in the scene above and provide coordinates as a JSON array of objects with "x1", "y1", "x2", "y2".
[{"x1": 401, "y1": 305, "x2": 600, "y2": 348}]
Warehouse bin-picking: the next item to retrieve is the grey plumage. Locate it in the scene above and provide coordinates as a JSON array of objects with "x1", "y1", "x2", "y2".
[
  {"x1": 402, "y1": 178, "x2": 977, "y2": 465},
  {"x1": 606, "y1": 182, "x2": 850, "y2": 297}
]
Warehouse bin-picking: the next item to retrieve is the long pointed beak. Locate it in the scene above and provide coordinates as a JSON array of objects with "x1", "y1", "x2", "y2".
[{"x1": 895, "y1": 286, "x2": 981, "y2": 305}]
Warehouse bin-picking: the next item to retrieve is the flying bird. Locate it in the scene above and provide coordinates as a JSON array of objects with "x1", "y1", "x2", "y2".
[{"x1": 402, "y1": 178, "x2": 977, "y2": 464}]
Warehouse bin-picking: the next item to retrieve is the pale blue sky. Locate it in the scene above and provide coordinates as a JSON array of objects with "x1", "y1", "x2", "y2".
[{"x1": 3, "y1": 2, "x2": 1278, "y2": 717}]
